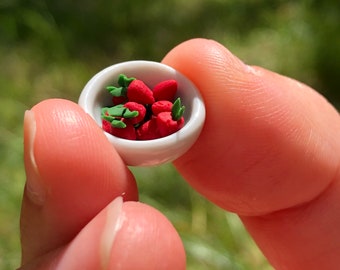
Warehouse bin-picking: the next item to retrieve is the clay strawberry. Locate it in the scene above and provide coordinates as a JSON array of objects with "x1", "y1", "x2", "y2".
[
  {"x1": 110, "y1": 122, "x2": 136, "y2": 140},
  {"x1": 127, "y1": 80, "x2": 155, "y2": 104},
  {"x1": 136, "y1": 117, "x2": 160, "y2": 140},
  {"x1": 102, "y1": 112, "x2": 127, "y2": 135},
  {"x1": 102, "y1": 119, "x2": 113, "y2": 134},
  {"x1": 156, "y1": 98, "x2": 185, "y2": 137},
  {"x1": 151, "y1": 100, "x2": 173, "y2": 116},
  {"x1": 124, "y1": 102, "x2": 146, "y2": 125},
  {"x1": 153, "y1": 80, "x2": 177, "y2": 101},
  {"x1": 112, "y1": 96, "x2": 128, "y2": 105},
  {"x1": 102, "y1": 74, "x2": 185, "y2": 140},
  {"x1": 156, "y1": 112, "x2": 184, "y2": 137}
]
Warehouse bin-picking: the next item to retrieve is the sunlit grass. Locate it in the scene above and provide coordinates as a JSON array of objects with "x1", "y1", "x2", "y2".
[{"x1": 1, "y1": 1, "x2": 339, "y2": 269}]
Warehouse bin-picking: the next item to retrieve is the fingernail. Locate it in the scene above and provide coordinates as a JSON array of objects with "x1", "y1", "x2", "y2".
[
  {"x1": 24, "y1": 110, "x2": 46, "y2": 205},
  {"x1": 100, "y1": 196, "x2": 124, "y2": 270}
]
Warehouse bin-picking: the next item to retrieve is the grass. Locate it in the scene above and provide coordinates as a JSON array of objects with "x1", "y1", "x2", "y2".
[{"x1": 1, "y1": 1, "x2": 339, "y2": 269}]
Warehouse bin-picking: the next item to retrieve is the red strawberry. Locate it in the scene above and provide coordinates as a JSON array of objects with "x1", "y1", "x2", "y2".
[
  {"x1": 136, "y1": 117, "x2": 160, "y2": 140},
  {"x1": 151, "y1": 100, "x2": 173, "y2": 116},
  {"x1": 110, "y1": 122, "x2": 136, "y2": 140},
  {"x1": 156, "y1": 111, "x2": 184, "y2": 137},
  {"x1": 124, "y1": 101, "x2": 146, "y2": 124},
  {"x1": 127, "y1": 80, "x2": 155, "y2": 104},
  {"x1": 112, "y1": 96, "x2": 128, "y2": 105},
  {"x1": 102, "y1": 119, "x2": 113, "y2": 134},
  {"x1": 153, "y1": 80, "x2": 177, "y2": 101}
]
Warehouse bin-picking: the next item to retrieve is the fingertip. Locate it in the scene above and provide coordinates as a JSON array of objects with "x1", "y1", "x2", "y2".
[
  {"x1": 48, "y1": 201, "x2": 185, "y2": 270},
  {"x1": 30, "y1": 98, "x2": 138, "y2": 203},
  {"x1": 108, "y1": 201, "x2": 186, "y2": 270},
  {"x1": 162, "y1": 38, "x2": 248, "y2": 89}
]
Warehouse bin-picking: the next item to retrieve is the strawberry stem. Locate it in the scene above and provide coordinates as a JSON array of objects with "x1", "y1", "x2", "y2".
[
  {"x1": 102, "y1": 105, "x2": 138, "y2": 119},
  {"x1": 102, "y1": 114, "x2": 126, "y2": 128},
  {"x1": 171, "y1": 98, "x2": 185, "y2": 121},
  {"x1": 118, "y1": 74, "x2": 135, "y2": 87},
  {"x1": 106, "y1": 86, "x2": 126, "y2": 97},
  {"x1": 106, "y1": 74, "x2": 135, "y2": 97},
  {"x1": 122, "y1": 108, "x2": 139, "y2": 118},
  {"x1": 111, "y1": 119, "x2": 126, "y2": 128},
  {"x1": 101, "y1": 105, "x2": 139, "y2": 129}
]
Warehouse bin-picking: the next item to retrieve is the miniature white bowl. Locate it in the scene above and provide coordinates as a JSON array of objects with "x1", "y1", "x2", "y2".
[{"x1": 78, "y1": 61, "x2": 205, "y2": 166}]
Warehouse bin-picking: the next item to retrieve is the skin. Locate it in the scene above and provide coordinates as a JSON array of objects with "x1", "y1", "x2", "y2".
[{"x1": 20, "y1": 39, "x2": 340, "y2": 269}]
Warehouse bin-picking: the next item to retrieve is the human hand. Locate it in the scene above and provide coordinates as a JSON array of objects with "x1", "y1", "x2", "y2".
[{"x1": 20, "y1": 39, "x2": 340, "y2": 269}]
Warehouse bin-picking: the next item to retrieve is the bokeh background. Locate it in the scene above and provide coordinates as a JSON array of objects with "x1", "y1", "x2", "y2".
[{"x1": 1, "y1": 0, "x2": 339, "y2": 269}]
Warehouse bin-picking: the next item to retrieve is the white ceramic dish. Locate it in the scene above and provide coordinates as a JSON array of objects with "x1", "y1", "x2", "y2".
[{"x1": 78, "y1": 61, "x2": 205, "y2": 166}]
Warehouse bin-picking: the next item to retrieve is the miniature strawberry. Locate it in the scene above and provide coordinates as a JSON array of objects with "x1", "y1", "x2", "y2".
[
  {"x1": 112, "y1": 96, "x2": 128, "y2": 105},
  {"x1": 102, "y1": 112, "x2": 135, "y2": 139},
  {"x1": 127, "y1": 80, "x2": 155, "y2": 104},
  {"x1": 156, "y1": 98, "x2": 185, "y2": 137},
  {"x1": 136, "y1": 117, "x2": 160, "y2": 140},
  {"x1": 102, "y1": 111, "x2": 114, "y2": 133},
  {"x1": 156, "y1": 112, "x2": 184, "y2": 137},
  {"x1": 151, "y1": 100, "x2": 173, "y2": 116},
  {"x1": 153, "y1": 80, "x2": 177, "y2": 101},
  {"x1": 110, "y1": 122, "x2": 137, "y2": 140},
  {"x1": 124, "y1": 102, "x2": 146, "y2": 125},
  {"x1": 102, "y1": 74, "x2": 185, "y2": 141},
  {"x1": 102, "y1": 119, "x2": 113, "y2": 134}
]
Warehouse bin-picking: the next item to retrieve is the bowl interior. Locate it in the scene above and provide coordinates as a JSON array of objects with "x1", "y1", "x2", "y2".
[{"x1": 86, "y1": 62, "x2": 199, "y2": 135}]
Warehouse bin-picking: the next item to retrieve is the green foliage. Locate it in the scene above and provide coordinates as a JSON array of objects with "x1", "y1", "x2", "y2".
[{"x1": 1, "y1": 0, "x2": 339, "y2": 269}]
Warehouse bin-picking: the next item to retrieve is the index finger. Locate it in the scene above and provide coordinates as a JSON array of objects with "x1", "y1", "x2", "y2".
[
  {"x1": 162, "y1": 38, "x2": 340, "y2": 269},
  {"x1": 162, "y1": 38, "x2": 340, "y2": 216}
]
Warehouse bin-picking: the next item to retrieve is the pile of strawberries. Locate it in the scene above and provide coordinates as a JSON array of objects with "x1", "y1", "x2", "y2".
[{"x1": 101, "y1": 74, "x2": 185, "y2": 140}]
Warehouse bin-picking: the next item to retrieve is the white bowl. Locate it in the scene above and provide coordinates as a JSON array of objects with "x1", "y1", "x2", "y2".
[{"x1": 78, "y1": 61, "x2": 205, "y2": 166}]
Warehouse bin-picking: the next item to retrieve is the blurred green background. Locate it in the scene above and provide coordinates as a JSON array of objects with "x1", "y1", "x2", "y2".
[{"x1": 1, "y1": 0, "x2": 339, "y2": 269}]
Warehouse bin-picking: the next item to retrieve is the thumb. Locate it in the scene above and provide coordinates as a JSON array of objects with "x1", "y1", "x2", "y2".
[
  {"x1": 20, "y1": 198, "x2": 186, "y2": 270},
  {"x1": 21, "y1": 99, "x2": 138, "y2": 263}
]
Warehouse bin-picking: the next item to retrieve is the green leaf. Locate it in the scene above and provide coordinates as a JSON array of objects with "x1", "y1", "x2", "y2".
[
  {"x1": 102, "y1": 114, "x2": 115, "y2": 122},
  {"x1": 171, "y1": 97, "x2": 185, "y2": 120},
  {"x1": 106, "y1": 86, "x2": 126, "y2": 97},
  {"x1": 106, "y1": 74, "x2": 135, "y2": 97},
  {"x1": 103, "y1": 105, "x2": 139, "y2": 119},
  {"x1": 118, "y1": 74, "x2": 135, "y2": 87},
  {"x1": 111, "y1": 119, "x2": 126, "y2": 128},
  {"x1": 123, "y1": 108, "x2": 139, "y2": 118},
  {"x1": 104, "y1": 105, "x2": 125, "y2": 117}
]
